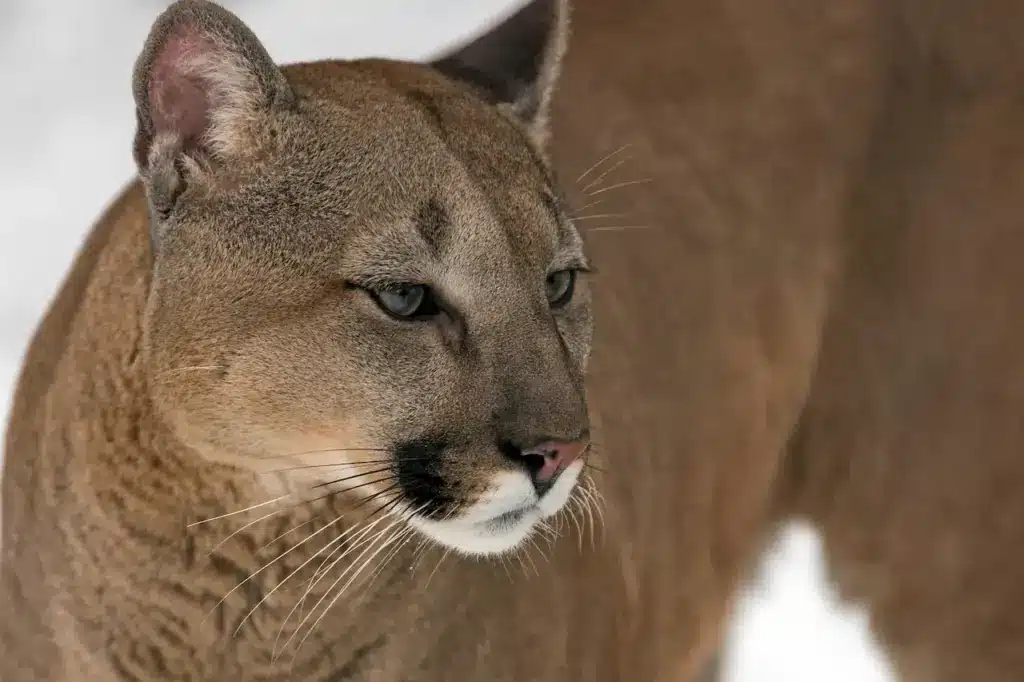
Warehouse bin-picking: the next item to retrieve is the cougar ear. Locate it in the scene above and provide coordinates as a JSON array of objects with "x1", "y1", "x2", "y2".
[
  {"x1": 132, "y1": 0, "x2": 294, "y2": 218},
  {"x1": 430, "y1": 0, "x2": 569, "y2": 148}
]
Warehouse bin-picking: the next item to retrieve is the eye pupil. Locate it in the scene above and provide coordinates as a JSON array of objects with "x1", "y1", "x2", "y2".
[{"x1": 546, "y1": 269, "x2": 576, "y2": 308}]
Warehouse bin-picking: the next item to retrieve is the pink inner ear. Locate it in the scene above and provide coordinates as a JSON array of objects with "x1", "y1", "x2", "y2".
[{"x1": 148, "y1": 32, "x2": 214, "y2": 146}]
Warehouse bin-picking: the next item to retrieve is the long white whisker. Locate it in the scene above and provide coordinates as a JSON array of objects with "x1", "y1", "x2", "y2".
[
  {"x1": 497, "y1": 553, "x2": 515, "y2": 583},
  {"x1": 580, "y1": 155, "x2": 630, "y2": 194},
  {"x1": 409, "y1": 536, "x2": 432, "y2": 573},
  {"x1": 586, "y1": 483, "x2": 609, "y2": 546},
  {"x1": 281, "y1": 514, "x2": 407, "y2": 657},
  {"x1": 537, "y1": 520, "x2": 559, "y2": 550},
  {"x1": 226, "y1": 513, "x2": 369, "y2": 636},
  {"x1": 575, "y1": 143, "x2": 630, "y2": 184},
  {"x1": 579, "y1": 487, "x2": 598, "y2": 552},
  {"x1": 586, "y1": 178, "x2": 653, "y2": 197},
  {"x1": 566, "y1": 494, "x2": 584, "y2": 553},
  {"x1": 301, "y1": 510, "x2": 397, "y2": 600},
  {"x1": 572, "y1": 198, "x2": 606, "y2": 214},
  {"x1": 187, "y1": 494, "x2": 289, "y2": 528},
  {"x1": 570, "y1": 212, "x2": 627, "y2": 222},
  {"x1": 292, "y1": 521, "x2": 413, "y2": 660},
  {"x1": 424, "y1": 547, "x2": 451, "y2": 588},
  {"x1": 513, "y1": 546, "x2": 530, "y2": 578},
  {"x1": 272, "y1": 508, "x2": 398, "y2": 658},
  {"x1": 528, "y1": 535, "x2": 550, "y2": 568},
  {"x1": 206, "y1": 506, "x2": 287, "y2": 556},
  {"x1": 370, "y1": 526, "x2": 417, "y2": 587},
  {"x1": 586, "y1": 225, "x2": 654, "y2": 233},
  {"x1": 522, "y1": 542, "x2": 539, "y2": 577},
  {"x1": 550, "y1": 513, "x2": 564, "y2": 537}
]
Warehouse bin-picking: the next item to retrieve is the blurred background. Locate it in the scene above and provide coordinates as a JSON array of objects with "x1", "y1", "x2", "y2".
[{"x1": 0, "y1": 1, "x2": 896, "y2": 680}]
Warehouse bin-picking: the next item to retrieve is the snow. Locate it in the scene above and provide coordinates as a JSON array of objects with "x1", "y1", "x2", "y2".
[{"x1": 0, "y1": 1, "x2": 895, "y2": 679}]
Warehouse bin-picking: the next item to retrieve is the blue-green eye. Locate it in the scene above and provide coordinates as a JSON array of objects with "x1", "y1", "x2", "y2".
[
  {"x1": 371, "y1": 284, "x2": 440, "y2": 320},
  {"x1": 545, "y1": 269, "x2": 576, "y2": 308}
]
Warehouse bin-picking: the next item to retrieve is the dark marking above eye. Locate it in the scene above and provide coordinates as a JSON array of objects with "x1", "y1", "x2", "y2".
[{"x1": 415, "y1": 198, "x2": 450, "y2": 257}]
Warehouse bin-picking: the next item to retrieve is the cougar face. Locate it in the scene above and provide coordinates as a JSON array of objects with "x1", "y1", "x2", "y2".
[{"x1": 138, "y1": 0, "x2": 587, "y2": 555}]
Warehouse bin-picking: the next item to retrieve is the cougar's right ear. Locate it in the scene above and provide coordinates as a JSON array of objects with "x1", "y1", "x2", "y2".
[{"x1": 132, "y1": 0, "x2": 295, "y2": 226}]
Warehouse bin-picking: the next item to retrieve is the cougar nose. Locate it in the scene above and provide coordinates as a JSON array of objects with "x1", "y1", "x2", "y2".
[{"x1": 502, "y1": 438, "x2": 589, "y2": 496}]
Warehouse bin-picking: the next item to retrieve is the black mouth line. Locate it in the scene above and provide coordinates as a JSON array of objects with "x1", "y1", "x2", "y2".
[{"x1": 485, "y1": 506, "x2": 534, "y2": 530}]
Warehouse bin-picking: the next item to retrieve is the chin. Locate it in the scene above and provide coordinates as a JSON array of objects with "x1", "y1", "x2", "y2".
[{"x1": 408, "y1": 460, "x2": 584, "y2": 557}]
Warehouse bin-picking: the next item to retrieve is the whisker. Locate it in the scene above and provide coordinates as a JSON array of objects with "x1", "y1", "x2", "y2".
[
  {"x1": 575, "y1": 143, "x2": 631, "y2": 185},
  {"x1": 311, "y1": 468, "x2": 394, "y2": 490},
  {"x1": 269, "y1": 477, "x2": 398, "y2": 522},
  {"x1": 578, "y1": 478, "x2": 605, "y2": 547},
  {"x1": 371, "y1": 525, "x2": 417, "y2": 585},
  {"x1": 206, "y1": 505, "x2": 288, "y2": 557},
  {"x1": 521, "y1": 543, "x2": 539, "y2": 577},
  {"x1": 571, "y1": 198, "x2": 606, "y2": 214},
  {"x1": 219, "y1": 493, "x2": 411, "y2": 633},
  {"x1": 566, "y1": 495, "x2": 584, "y2": 553},
  {"x1": 584, "y1": 481, "x2": 608, "y2": 545},
  {"x1": 580, "y1": 155, "x2": 631, "y2": 195},
  {"x1": 409, "y1": 536, "x2": 432, "y2": 573},
  {"x1": 299, "y1": 491, "x2": 403, "y2": 585},
  {"x1": 536, "y1": 521, "x2": 559, "y2": 550},
  {"x1": 497, "y1": 554, "x2": 515, "y2": 583},
  {"x1": 256, "y1": 481, "x2": 403, "y2": 554},
  {"x1": 586, "y1": 178, "x2": 654, "y2": 197},
  {"x1": 513, "y1": 546, "x2": 531, "y2": 578},
  {"x1": 285, "y1": 514, "x2": 409, "y2": 659},
  {"x1": 296, "y1": 522, "x2": 416, "y2": 658},
  {"x1": 218, "y1": 511, "x2": 360, "y2": 633},
  {"x1": 584, "y1": 225, "x2": 654, "y2": 233},
  {"x1": 307, "y1": 496, "x2": 405, "y2": 586},
  {"x1": 424, "y1": 547, "x2": 451, "y2": 589},
  {"x1": 350, "y1": 483, "x2": 403, "y2": 511},
  {"x1": 210, "y1": 462, "x2": 391, "y2": 552},
  {"x1": 274, "y1": 505, "x2": 401, "y2": 660},
  {"x1": 570, "y1": 212, "x2": 627, "y2": 222},
  {"x1": 246, "y1": 504, "x2": 407, "y2": 644},
  {"x1": 580, "y1": 486, "x2": 598, "y2": 552},
  {"x1": 336, "y1": 516, "x2": 418, "y2": 594},
  {"x1": 187, "y1": 494, "x2": 290, "y2": 528},
  {"x1": 528, "y1": 535, "x2": 550, "y2": 567}
]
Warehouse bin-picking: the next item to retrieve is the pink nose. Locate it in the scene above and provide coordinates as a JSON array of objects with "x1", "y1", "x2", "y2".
[{"x1": 524, "y1": 439, "x2": 589, "y2": 484}]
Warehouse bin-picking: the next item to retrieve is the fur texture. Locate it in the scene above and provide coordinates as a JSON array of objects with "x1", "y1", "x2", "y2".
[{"x1": 6, "y1": 0, "x2": 1024, "y2": 681}]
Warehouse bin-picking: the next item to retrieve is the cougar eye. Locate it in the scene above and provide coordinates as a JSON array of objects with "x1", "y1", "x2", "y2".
[
  {"x1": 370, "y1": 284, "x2": 440, "y2": 320},
  {"x1": 545, "y1": 269, "x2": 577, "y2": 309}
]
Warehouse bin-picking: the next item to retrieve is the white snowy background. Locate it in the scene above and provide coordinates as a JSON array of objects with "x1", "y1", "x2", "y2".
[{"x1": 0, "y1": 1, "x2": 896, "y2": 680}]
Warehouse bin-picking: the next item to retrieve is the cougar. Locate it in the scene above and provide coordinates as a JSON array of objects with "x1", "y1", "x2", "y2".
[{"x1": 5, "y1": 0, "x2": 1024, "y2": 680}]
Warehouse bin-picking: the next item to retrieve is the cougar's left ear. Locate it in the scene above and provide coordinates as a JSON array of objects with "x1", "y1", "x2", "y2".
[{"x1": 430, "y1": 0, "x2": 569, "y2": 148}]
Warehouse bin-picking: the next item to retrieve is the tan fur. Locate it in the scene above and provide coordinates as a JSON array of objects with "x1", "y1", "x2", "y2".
[
  {"x1": 547, "y1": 0, "x2": 1024, "y2": 680},
  {"x1": 4, "y1": 0, "x2": 1024, "y2": 681}
]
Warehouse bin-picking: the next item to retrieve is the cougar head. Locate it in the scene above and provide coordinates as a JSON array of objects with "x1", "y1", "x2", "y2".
[{"x1": 137, "y1": 0, "x2": 590, "y2": 556}]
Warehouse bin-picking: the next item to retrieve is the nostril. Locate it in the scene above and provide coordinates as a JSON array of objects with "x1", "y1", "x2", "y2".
[
  {"x1": 520, "y1": 449, "x2": 553, "y2": 478},
  {"x1": 500, "y1": 438, "x2": 588, "y2": 494},
  {"x1": 499, "y1": 440, "x2": 548, "y2": 478}
]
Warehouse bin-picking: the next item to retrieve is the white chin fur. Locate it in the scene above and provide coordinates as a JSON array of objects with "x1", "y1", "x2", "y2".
[{"x1": 409, "y1": 460, "x2": 584, "y2": 557}]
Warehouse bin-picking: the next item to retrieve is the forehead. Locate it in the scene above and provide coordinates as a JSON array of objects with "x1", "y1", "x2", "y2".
[{"x1": 249, "y1": 59, "x2": 577, "y2": 274}]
